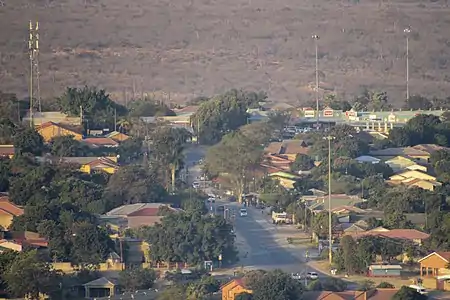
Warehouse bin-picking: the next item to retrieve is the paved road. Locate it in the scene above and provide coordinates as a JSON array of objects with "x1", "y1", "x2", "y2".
[{"x1": 183, "y1": 144, "x2": 322, "y2": 276}]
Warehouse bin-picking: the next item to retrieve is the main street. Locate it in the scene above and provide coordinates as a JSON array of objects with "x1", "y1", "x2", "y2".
[{"x1": 184, "y1": 145, "x2": 320, "y2": 275}]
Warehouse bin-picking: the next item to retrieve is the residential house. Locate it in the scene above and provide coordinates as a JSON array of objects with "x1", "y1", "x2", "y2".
[
  {"x1": 303, "y1": 194, "x2": 364, "y2": 214},
  {"x1": 37, "y1": 121, "x2": 83, "y2": 142},
  {"x1": 387, "y1": 177, "x2": 442, "y2": 191},
  {"x1": 263, "y1": 154, "x2": 293, "y2": 171},
  {"x1": 37, "y1": 156, "x2": 119, "y2": 174},
  {"x1": 369, "y1": 144, "x2": 449, "y2": 162},
  {"x1": 387, "y1": 169, "x2": 441, "y2": 191},
  {"x1": 355, "y1": 155, "x2": 380, "y2": 164},
  {"x1": 100, "y1": 203, "x2": 183, "y2": 230},
  {"x1": 302, "y1": 289, "x2": 399, "y2": 300},
  {"x1": 264, "y1": 139, "x2": 310, "y2": 161},
  {"x1": 23, "y1": 111, "x2": 82, "y2": 126},
  {"x1": 385, "y1": 155, "x2": 429, "y2": 173},
  {"x1": 106, "y1": 131, "x2": 130, "y2": 142},
  {"x1": 0, "y1": 145, "x2": 14, "y2": 158},
  {"x1": 0, "y1": 231, "x2": 48, "y2": 252},
  {"x1": 418, "y1": 252, "x2": 450, "y2": 290},
  {"x1": 173, "y1": 105, "x2": 199, "y2": 117},
  {"x1": 82, "y1": 137, "x2": 119, "y2": 148},
  {"x1": 268, "y1": 171, "x2": 301, "y2": 189},
  {"x1": 346, "y1": 227, "x2": 430, "y2": 245},
  {"x1": 0, "y1": 197, "x2": 23, "y2": 230},
  {"x1": 221, "y1": 278, "x2": 252, "y2": 300}
]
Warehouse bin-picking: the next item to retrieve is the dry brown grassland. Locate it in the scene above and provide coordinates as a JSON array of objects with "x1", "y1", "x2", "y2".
[{"x1": 1, "y1": 0, "x2": 450, "y2": 105}]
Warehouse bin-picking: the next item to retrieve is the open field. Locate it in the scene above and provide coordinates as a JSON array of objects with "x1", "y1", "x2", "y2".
[{"x1": 1, "y1": 0, "x2": 450, "y2": 104}]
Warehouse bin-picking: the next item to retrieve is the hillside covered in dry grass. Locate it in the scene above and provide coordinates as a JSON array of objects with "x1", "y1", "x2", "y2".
[{"x1": 1, "y1": 0, "x2": 450, "y2": 105}]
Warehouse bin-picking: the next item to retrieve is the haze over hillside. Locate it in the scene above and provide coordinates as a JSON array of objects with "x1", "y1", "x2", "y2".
[{"x1": 1, "y1": 0, "x2": 450, "y2": 105}]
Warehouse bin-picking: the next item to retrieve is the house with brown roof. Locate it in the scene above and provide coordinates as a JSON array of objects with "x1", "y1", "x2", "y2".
[
  {"x1": 0, "y1": 145, "x2": 14, "y2": 158},
  {"x1": 387, "y1": 169, "x2": 441, "y2": 191},
  {"x1": 303, "y1": 194, "x2": 364, "y2": 214},
  {"x1": 37, "y1": 121, "x2": 83, "y2": 142},
  {"x1": 0, "y1": 231, "x2": 48, "y2": 252},
  {"x1": 346, "y1": 227, "x2": 430, "y2": 245},
  {"x1": 221, "y1": 278, "x2": 252, "y2": 300},
  {"x1": 82, "y1": 137, "x2": 119, "y2": 148},
  {"x1": 101, "y1": 203, "x2": 183, "y2": 230},
  {"x1": 264, "y1": 140, "x2": 310, "y2": 161},
  {"x1": 370, "y1": 144, "x2": 449, "y2": 162},
  {"x1": 303, "y1": 289, "x2": 399, "y2": 300},
  {"x1": 0, "y1": 197, "x2": 23, "y2": 230},
  {"x1": 106, "y1": 131, "x2": 130, "y2": 142}
]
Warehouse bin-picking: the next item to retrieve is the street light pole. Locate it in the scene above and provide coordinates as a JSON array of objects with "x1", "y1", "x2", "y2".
[
  {"x1": 312, "y1": 35, "x2": 320, "y2": 128},
  {"x1": 404, "y1": 27, "x2": 411, "y2": 101},
  {"x1": 323, "y1": 135, "x2": 335, "y2": 265}
]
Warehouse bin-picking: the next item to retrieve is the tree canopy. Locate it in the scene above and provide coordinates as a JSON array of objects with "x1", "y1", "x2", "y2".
[{"x1": 142, "y1": 211, "x2": 237, "y2": 265}]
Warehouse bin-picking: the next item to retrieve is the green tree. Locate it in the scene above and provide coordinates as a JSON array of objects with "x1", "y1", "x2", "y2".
[
  {"x1": 13, "y1": 127, "x2": 44, "y2": 156},
  {"x1": 251, "y1": 269, "x2": 303, "y2": 300},
  {"x1": 0, "y1": 158, "x2": 10, "y2": 192},
  {"x1": 0, "y1": 250, "x2": 19, "y2": 291},
  {"x1": 205, "y1": 130, "x2": 262, "y2": 201},
  {"x1": 291, "y1": 154, "x2": 314, "y2": 172},
  {"x1": 235, "y1": 292, "x2": 254, "y2": 300},
  {"x1": 128, "y1": 98, "x2": 175, "y2": 117},
  {"x1": 103, "y1": 165, "x2": 167, "y2": 210},
  {"x1": 57, "y1": 86, "x2": 127, "y2": 130},
  {"x1": 157, "y1": 285, "x2": 186, "y2": 300},
  {"x1": 0, "y1": 118, "x2": 17, "y2": 144},
  {"x1": 119, "y1": 267, "x2": 156, "y2": 292},
  {"x1": 150, "y1": 126, "x2": 191, "y2": 192},
  {"x1": 117, "y1": 137, "x2": 144, "y2": 163},
  {"x1": 4, "y1": 250, "x2": 61, "y2": 300},
  {"x1": 191, "y1": 89, "x2": 257, "y2": 145},
  {"x1": 144, "y1": 212, "x2": 237, "y2": 265},
  {"x1": 49, "y1": 135, "x2": 90, "y2": 157},
  {"x1": 392, "y1": 286, "x2": 427, "y2": 300}
]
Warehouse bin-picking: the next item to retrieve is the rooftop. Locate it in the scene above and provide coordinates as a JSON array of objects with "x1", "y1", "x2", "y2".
[
  {"x1": 0, "y1": 197, "x2": 24, "y2": 217},
  {"x1": 82, "y1": 137, "x2": 119, "y2": 147},
  {"x1": 104, "y1": 203, "x2": 173, "y2": 217}
]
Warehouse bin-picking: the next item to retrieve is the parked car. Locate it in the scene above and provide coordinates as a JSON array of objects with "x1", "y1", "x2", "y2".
[
  {"x1": 240, "y1": 208, "x2": 248, "y2": 217},
  {"x1": 291, "y1": 273, "x2": 302, "y2": 280},
  {"x1": 307, "y1": 272, "x2": 318, "y2": 280},
  {"x1": 192, "y1": 182, "x2": 200, "y2": 189}
]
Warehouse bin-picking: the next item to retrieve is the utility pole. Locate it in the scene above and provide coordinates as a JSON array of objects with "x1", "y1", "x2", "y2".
[
  {"x1": 404, "y1": 28, "x2": 411, "y2": 101},
  {"x1": 114, "y1": 107, "x2": 117, "y2": 132},
  {"x1": 323, "y1": 135, "x2": 335, "y2": 265},
  {"x1": 28, "y1": 21, "x2": 39, "y2": 127},
  {"x1": 312, "y1": 34, "x2": 320, "y2": 129}
]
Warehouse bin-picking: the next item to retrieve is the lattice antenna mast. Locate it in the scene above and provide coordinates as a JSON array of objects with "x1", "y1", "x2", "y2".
[{"x1": 28, "y1": 21, "x2": 39, "y2": 126}]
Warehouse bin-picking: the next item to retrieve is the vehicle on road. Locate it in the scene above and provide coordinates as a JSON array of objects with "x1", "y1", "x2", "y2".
[
  {"x1": 291, "y1": 273, "x2": 302, "y2": 280},
  {"x1": 272, "y1": 211, "x2": 292, "y2": 224},
  {"x1": 192, "y1": 182, "x2": 200, "y2": 189},
  {"x1": 408, "y1": 285, "x2": 427, "y2": 294},
  {"x1": 240, "y1": 208, "x2": 248, "y2": 217},
  {"x1": 206, "y1": 198, "x2": 215, "y2": 203},
  {"x1": 307, "y1": 272, "x2": 318, "y2": 280}
]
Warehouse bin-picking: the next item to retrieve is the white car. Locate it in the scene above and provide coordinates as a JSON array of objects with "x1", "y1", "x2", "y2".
[
  {"x1": 291, "y1": 273, "x2": 302, "y2": 280},
  {"x1": 307, "y1": 272, "x2": 318, "y2": 280},
  {"x1": 192, "y1": 182, "x2": 200, "y2": 189},
  {"x1": 240, "y1": 209, "x2": 248, "y2": 217}
]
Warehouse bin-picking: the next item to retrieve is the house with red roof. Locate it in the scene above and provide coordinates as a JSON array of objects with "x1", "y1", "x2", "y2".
[
  {"x1": 346, "y1": 227, "x2": 430, "y2": 245},
  {"x1": 0, "y1": 231, "x2": 48, "y2": 252},
  {"x1": 0, "y1": 197, "x2": 23, "y2": 230}
]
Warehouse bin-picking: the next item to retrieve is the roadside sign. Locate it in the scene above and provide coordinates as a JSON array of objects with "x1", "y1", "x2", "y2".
[
  {"x1": 304, "y1": 110, "x2": 315, "y2": 118},
  {"x1": 323, "y1": 108, "x2": 334, "y2": 117},
  {"x1": 388, "y1": 113, "x2": 396, "y2": 122}
]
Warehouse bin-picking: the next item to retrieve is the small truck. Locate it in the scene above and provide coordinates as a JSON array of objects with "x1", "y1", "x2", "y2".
[{"x1": 272, "y1": 211, "x2": 292, "y2": 224}]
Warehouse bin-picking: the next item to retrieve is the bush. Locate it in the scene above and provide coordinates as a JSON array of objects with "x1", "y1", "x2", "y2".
[{"x1": 377, "y1": 281, "x2": 395, "y2": 288}]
